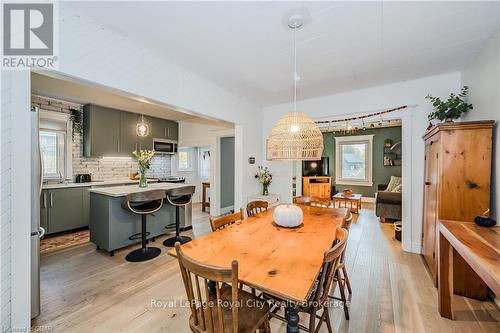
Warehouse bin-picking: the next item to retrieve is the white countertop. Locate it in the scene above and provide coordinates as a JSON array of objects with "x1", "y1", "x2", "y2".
[
  {"x1": 88, "y1": 182, "x2": 194, "y2": 197},
  {"x1": 42, "y1": 178, "x2": 158, "y2": 190}
]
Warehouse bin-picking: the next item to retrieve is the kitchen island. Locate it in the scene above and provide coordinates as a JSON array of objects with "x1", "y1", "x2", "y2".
[{"x1": 89, "y1": 183, "x2": 193, "y2": 255}]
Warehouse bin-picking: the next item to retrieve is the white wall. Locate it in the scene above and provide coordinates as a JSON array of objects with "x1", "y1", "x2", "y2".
[
  {"x1": 0, "y1": 71, "x2": 32, "y2": 329},
  {"x1": 461, "y1": 31, "x2": 500, "y2": 220},
  {"x1": 262, "y1": 72, "x2": 462, "y2": 253}
]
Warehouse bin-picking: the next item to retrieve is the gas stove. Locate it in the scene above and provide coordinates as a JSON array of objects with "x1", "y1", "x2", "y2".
[{"x1": 158, "y1": 176, "x2": 186, "y2": 183}]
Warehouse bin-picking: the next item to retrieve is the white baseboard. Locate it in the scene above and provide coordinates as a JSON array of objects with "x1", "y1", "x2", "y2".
[
  {"x1": 361, "y1": 197, "x2": 376, "y2": 203},
  {"x1": 411, "y1": 242, "x2": 422, "y2": 254}
]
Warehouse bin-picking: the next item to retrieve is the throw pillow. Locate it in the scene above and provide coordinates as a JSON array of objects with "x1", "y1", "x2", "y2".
[
  {"x1": 392, "y1": 184, "x2": 402, "y2": 193},
  {"x1": 386, "y1": 176, "x2": 402, "y2": 192}
]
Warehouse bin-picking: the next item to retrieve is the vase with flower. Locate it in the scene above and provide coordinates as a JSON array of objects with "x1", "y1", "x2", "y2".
[
  {"x1": 255, "y1": 166, "x2": 272, "y2": 196},
  {"x1": 132, "y1": 149, "x2": 155, "y2": 188}
]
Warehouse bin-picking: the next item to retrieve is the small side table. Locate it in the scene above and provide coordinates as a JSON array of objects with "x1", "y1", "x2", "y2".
[
  {"x1": 332, "y1": 193, "x2": 362, "y2": 213},
  {"x1": 201, "y1": 182, "x2": 210, "y2": 212}
]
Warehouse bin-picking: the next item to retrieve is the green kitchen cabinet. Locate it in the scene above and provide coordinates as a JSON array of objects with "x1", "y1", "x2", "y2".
[
  {"x1": 152, "y1": 118, "x2": 178, "y2": 140},
  {"x1": 82, "y1": 187, "x2": 90, "y2": 227},
  {"x1": 120, "y1": 111, "x2": 141, "y2": 156},
  {"x1": 167, "y1": 120, "x2": 179, "y2": 140},
  {"x1": 40, "y1": 190, "x2": 49, "y2": 232},
  {"x1": 42, "y1": 187, "x2": 87, "y2": 234},
  {"x1": 83, "y1": 104, "x2": 121, "y2": 157},
  {"x1": 152, "y1": 118, "x2": 168, "y2": 139}
]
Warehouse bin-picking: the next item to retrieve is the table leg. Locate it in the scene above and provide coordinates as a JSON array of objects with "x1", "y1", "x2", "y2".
[
  {"x1": 285, "y1": 304, "x2": 300, "y2": 333},
  {"x1": 438, "y1": 231, "x2": 454, "y2": 319}
]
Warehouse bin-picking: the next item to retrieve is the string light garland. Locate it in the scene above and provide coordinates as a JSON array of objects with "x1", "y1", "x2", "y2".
[{"x1": 315, "y1": 105, "x2": 410, "y2": 126}]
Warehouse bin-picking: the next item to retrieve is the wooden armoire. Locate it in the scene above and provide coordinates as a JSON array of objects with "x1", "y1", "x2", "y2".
[{"x1": 422, "y1": 120, "x2": 494, "y2": 300}]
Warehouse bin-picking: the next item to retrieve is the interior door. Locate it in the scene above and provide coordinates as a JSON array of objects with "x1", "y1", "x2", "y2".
[{"x1": 422, "y1": 138, "x2": 439, "y2": 279}]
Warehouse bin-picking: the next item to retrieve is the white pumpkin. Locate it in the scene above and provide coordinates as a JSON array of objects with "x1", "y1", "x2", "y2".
[{"x1": 273, "y1": 204, "x2": 304, "y2": 228}]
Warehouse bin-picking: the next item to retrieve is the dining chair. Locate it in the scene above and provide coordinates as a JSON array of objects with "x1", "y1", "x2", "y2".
[
  {"x1": 294, "y1": 196, "x2": 331, "y2": 207},
  {"x1": 268, "y1": 227, "x2": 348, "y2": 333},
  {"x1": 246, "y1": 200, "x2": 269, "y2": 217},
  {"x1": 209, "y1": 208, "x2": 245, "y2": 232},
  {"x1": 331, "y1": 212, "x2": 353, "y2": 320},
  {"x1": 174, "y1": 243, "x2": 271, "y2": 333}
]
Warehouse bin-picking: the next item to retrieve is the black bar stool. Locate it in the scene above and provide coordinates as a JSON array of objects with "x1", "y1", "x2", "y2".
[
  {"x1": 122, "y1": 190, "x2": 166, "y2": 262},
  {"x1": 163, "y1": 185, "x2": 196, "y2": 247}
]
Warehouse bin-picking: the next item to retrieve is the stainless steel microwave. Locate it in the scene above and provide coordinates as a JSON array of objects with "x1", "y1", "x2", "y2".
[{"x1": 153, "y1": 138, "x2": 178, "y2": 154}]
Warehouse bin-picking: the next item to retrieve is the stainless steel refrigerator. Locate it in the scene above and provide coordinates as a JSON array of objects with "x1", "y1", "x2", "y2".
[{"x1": 31, "y1": 106, "x2": 45, "y2": 319}]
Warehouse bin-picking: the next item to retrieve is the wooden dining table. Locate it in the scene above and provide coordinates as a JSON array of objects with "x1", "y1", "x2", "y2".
[{"x1": 168, "y1": 205, "x2": 348, "y2": 332}]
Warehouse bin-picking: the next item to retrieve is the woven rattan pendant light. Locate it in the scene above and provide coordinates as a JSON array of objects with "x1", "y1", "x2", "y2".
[{"x1": 267, "y1": 15, "x2": 323, "y2": 161}]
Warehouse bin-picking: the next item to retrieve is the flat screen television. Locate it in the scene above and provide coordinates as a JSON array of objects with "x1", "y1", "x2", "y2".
[{"x1": 302, "y1": 157, "x2": 329, "y2": 176}]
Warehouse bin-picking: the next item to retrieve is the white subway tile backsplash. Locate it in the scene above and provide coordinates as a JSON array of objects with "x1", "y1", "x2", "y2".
[{"x1": 33, "y1": 95, "x2": 171, "y2": 180}]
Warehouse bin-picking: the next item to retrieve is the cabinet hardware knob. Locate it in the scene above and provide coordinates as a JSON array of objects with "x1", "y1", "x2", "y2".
[{"x1": 425, "y1": 181, "x2": 431, "y2": 185}]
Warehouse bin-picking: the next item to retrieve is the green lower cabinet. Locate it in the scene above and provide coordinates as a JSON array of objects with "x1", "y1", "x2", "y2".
[
  {"x1": 43, "y1": 187, "x2": 88, "y2": 234},
  {"x1": 40, "y1": 190, "x2": 49, "y2": 232}
]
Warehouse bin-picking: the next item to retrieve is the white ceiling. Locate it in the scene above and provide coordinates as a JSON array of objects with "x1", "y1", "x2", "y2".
[{"x1": 67, "y1": 1, "x2": 500, "y2": 106}]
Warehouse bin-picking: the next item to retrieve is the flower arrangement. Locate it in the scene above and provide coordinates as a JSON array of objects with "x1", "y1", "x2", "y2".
[
  {"x1": 255, "y1": 166, "x2": 272, "y2": 196},
  {"x1": 426, "y1": 86, "x2": 473, "y2": 123},
  {"x1": 132, "y1": 149, "x2": 155, "y2": 187}
]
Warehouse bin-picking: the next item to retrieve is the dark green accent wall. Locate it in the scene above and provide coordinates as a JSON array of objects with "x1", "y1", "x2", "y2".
[{"x1": 322, "y1": 126, "x2": 402, "y2": 197}]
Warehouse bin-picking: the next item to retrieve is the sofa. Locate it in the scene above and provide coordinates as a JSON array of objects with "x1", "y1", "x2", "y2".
[{"x1": 375, "y1": 184, "x2": 402, "y2": 222}]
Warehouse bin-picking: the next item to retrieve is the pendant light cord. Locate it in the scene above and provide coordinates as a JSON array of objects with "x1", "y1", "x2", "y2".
[{"x1": 293, "y1": 24, "x2": 297, "y2": 112}]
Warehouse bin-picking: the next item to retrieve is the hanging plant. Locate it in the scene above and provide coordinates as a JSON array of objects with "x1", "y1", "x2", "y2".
[
  {"x1": 69, "y1": 108, "x2": 83, "y2": 141},
  {"x1": 426, "y1": 86, "x2": 473, "y2": 122}
]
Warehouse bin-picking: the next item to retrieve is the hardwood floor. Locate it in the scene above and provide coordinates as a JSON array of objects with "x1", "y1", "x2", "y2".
[{"x1": 32, "y1": 203, "x2": 500, "y2": 332}]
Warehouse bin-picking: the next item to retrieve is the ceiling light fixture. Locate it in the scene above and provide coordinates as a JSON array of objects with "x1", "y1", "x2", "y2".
[
  {"x1": 136, "y1": 114, "x2": 149, "y2": 137},
  {"x1": 267, "y1": 15, "x2": 323, "y2": 161}
]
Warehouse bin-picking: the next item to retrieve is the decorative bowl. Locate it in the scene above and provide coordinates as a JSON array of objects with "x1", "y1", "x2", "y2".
[
  {"x1": 342, "y1": 189, "x2": 354, "y2": 197},
  {"x1": 273, "y1": 204, "x2": 303, "y2": 228}
]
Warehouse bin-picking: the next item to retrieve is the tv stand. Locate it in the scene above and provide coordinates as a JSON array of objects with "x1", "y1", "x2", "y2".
[{"x1": 302, "y1": 176, "x2": 331, "y2": 199}]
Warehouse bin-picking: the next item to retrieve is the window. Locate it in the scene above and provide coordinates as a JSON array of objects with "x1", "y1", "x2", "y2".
[
  {"x1": 178, "y1": 147, "x2": 195, "y2": 171},
  {"x1": 335, "y1": 135, "x2": 373, "y2": 186},
  {"x1": 40, "y1": 111, "x2": 72, "y2": 180}
]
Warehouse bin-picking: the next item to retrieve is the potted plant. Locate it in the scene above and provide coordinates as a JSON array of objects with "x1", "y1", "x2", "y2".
[
  {"x1": 426, "y1": 86, "x2": 473, "y2": 123},
  {"x1": 132, "y1": 149, "x2": 155, "y2": 187},
  {"x1": 255, "y1": 166, "x2": 272, "y2": 196}
]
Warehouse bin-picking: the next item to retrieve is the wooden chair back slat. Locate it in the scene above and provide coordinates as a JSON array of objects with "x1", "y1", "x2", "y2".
[
  {"x1": 294, "y1": 196, "x2": 331, "y2": 207},
  {"x1": 246, "y1": 200, "x2": 269, "y2": 217},
  {"x1": 215, "y1": 282, "x2": 225, "y2": 333},
  {"x1": 204, "y1": 278, "x2": 215, "y2": 333},
  {"x1": 175, "y1": 243, "x2": 239, "y2": 333},
  {"x1": 195, "y1": 276, "x2": 205, "y2": 330},
  {"x1": 210, "y1": 208, "x2": 244, "y2": 231},
  {"x1": 311, "y1": 227, "x2": 348, "y2": 305}
]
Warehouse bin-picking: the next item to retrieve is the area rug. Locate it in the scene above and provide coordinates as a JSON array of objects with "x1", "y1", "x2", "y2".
[{"x1": 40, "y1": 229, "x2": 90, "y2": 255}]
